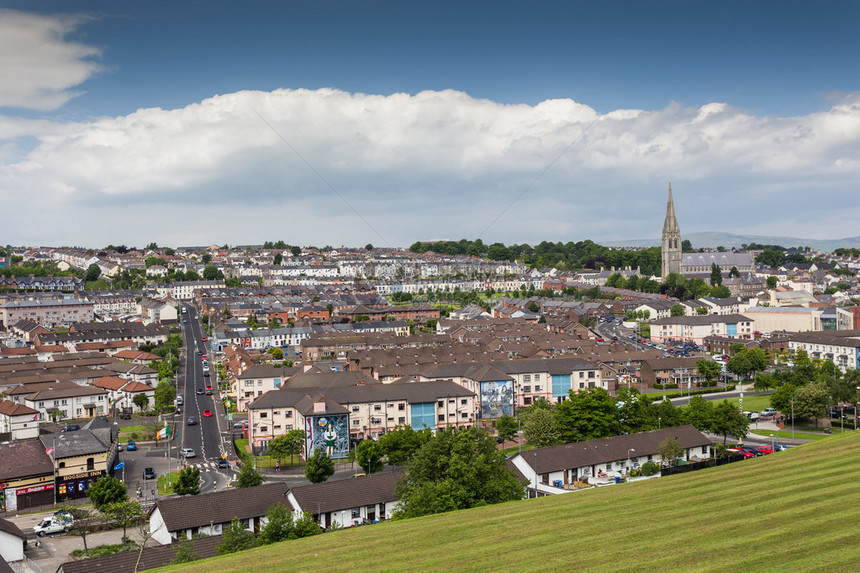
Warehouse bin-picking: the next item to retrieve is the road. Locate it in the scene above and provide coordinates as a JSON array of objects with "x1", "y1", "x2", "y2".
[{"x1": 177, "y1": 303, "x2": 234, "y2": 491}]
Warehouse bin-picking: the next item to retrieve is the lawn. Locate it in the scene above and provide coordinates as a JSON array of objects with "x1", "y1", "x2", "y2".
[
  {"x1": 748, "y1": 429, "x2": 833, "y2": 441},
  {"x1": 118, "y1": 425, "x2": 150, "y2": 443},
  {"x1": 157, "y1": 471, "x2": 179, "y2": 496},
  {"x1": 721, "y1": 393, "x2": 773, "y2": 413},
  {"x1": 235, "y1": 438, "x2": 304, "y2": 467},
  {"x1": 160, "y1": 431, "x2": 860, "y2": 572}
]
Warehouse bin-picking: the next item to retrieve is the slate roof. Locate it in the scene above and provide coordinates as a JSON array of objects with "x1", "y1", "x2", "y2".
[
  {"x1": 0, "y1": 399, "x2": 38, "y2": 417},
  {"x1": 0, "y1": 518, "x2": 25, "y2": 540},
  {"x1": 289, "y1": 470, "x2": 403, "y2": 514},
  {"x1": 57, "y1": 534, "x2": 223, "y2": 573},
  {"x1": 0, "y1": 439, "x2": 53, "y2": 481},
  {"x1": 519, "y1": 426, "x2": 712, "y2": 474},
  {"x1": 151, "y1": 482, "x2": 289, "y2": 532},
  {"x1": 39, "y1": 427, "x2": 114, "y2": 459},
  {"x1": 650, "y1": 313, "x2": 752, "y2": 326}
]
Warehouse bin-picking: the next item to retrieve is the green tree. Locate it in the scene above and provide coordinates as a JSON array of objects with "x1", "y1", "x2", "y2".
[
  {"x1": 696, "y1": 359, "x2": 723, "y2": 384},
  {"x1": 658, "y1": 437, "x2": 686, "y2": 466},
  {"x1": 62, "y1": 505, "x2": 101, "y2": 554},
  {"x1": 684, "y1": 395, "x2": 714, "y2": 432},
  {"x1": 726, "y1": 353, "x2": 752, "y2": 381},
  {"x1": 356, "y1": 440, "x2": 385, "y2": 474},
  {"x1": 273, "y1": 253, "x2": 283, "y2": 265},
  {"x1": 257, "y1": 504, "x2": 320, "y2": 544},
  {"x1": 670, "y1": 303, "x2": 685, "y2": 317},
  {"x1": 304, "y1": 449, "x2": 334, "y2": 483},
  {"x1": 85, "y1": 263, "x2": 102, "y2": 282},
  {"x1": 711, "y1": 400, "x2": 749, "y2": 444},
  {"x1": 202, "y1": 264, "x2": 222, "y2": 280},
  {"x1": 132, "y1": 393, "x2": 149, "y2": 412},
  {"x1": 522, "y1": 408, "x2": 560, "y2": 447},
  {"x1": 495, "y1": 415, "x2": 519, "y2": 442},
  {"x1": 265, "y1": 435, "x2": 293, "y2": 464},
  {"x1": 770, "y1": 382, "x2": 797, "y2": 414},
  {"x1": 267, "y1": 346, "x2": 284, "y2": 360},
  {"x1": 710, "y1": 285, "x2": 731, "y2": 298},
  {"x1": 378, "y1": 427, "x2": 431, "y2": 465},
  {"x1": 87, "y1": 475, "x2": 128, "y2": 510},
  {"x1": 102, "y1": 500, "x2": 143, "y2": 540},
  {"x1": 794, "y1": 380, "x2": 829, "y2": 427},
  {"x1": 173, "y1": 466, "x2": 200, "y2": 496},
  {"x1": 710, "y1": 263, "x2": 722, "y2": 286},
  {"x1": 393, "y1": 427, "x2": 524, "y2": 520},
  {"x1": 154, "y1": 379, "x2": 177, "y2": 413},
  {"x1": 615, "y1": 387, "x2": 656, "y2": 433},
  {"x1": 291, "y1": 246, "x2": 301, "y2": 257},
  {"x1": 681, "y1": 239, "x2": 693, "y2": 252},
  {"x1": 216, "y1": 517, "x2": 257, "y2": 555},
  {"x1": 766, "y1": 276, "x2": 778, "y2": 288},
  {"x1": 554, "y1": 387, "x2": 620, "y2": 443},
  {"x1": 170, "y1": 536, "x2": 200, "y2": 564},
  {"x1": 236, "y1": 463, "x2": 265, "y2": 488}
]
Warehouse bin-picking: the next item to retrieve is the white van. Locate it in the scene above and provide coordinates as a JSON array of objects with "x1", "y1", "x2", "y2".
[{"x1": 34, "y1": 515, "x2": 73, "y2": 536}]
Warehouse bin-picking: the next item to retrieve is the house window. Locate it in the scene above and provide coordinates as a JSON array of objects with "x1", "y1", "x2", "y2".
[
  {"x1": 534, "y1": 374, "x2": 541, "y2": 381},
  {"x1": 588, "y1": 371, "x2": 595, "y2": 379},
  {"x1": 351, "y1": 508, "x2": 360, "y2": 518},
  {"x1": 374, "y1": 405, "x2": 382, "y2": 411},
  {"x1": 523, "y1": 397, "x2": 532, "y2": 405},
  {"x1": 523, "y1": 386, "x2": 531, "y2": 393},
  {"x1": 579, "y1": 372, "x2": 584, "y2": 378},
  {"x1": 605, "y1": 463, "x2": 612, "y2": 470},
  {"x1": 87, "y1": 458, "x2": 94, "y2": 471},
  {"x1": 523, "y1": 374, "x2": 531, "y2": 382},
  {"x1": 461, "y1": 399, "x2": 468, "y2": 405},
  {"x1": 398, "y1": 403, "x2": 405, "y2": 411},
  {"x1": 461, "y1": 412, "x2": 469, "y2": 418},
  {"x1": 260, "y1": 426, "x2": 268, "y2": 432},
  {"x1": 534, "y1": 386, "x2": 541, "y2": 392},
  {"x1": 438, "y1": 414, "x2": 445, "y2": 422},
  {"x1": 260, "y1": 412, "x2": 268, "y2": 418},
  {"x1": 398, "y1": 417, "x2": 406, "y2": 423},
  {"x1": 59, "y1": 462, "x2": 65, "y2": 468},
  {"x1": 353, "y1": 420, "x2": 360, "y2": 426},
  {"x1": 352, "y1": 406, "x2": 360, "y2": 412},
  {"x1": 437, "y1": 401, "x2": 444, "y2": 408}
]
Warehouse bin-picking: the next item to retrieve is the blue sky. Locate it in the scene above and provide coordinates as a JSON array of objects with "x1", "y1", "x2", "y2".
[{"x1": 1, "y1": 1, "x2": 860, "y2": 248}]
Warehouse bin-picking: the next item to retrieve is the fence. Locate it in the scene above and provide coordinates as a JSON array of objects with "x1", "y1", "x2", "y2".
[
  {"x1": 10, "y1": 555, "x2": 42, "y2": 573},
  {"x1": 660, "y1": 454, "x2": 745, "y2": 477}
]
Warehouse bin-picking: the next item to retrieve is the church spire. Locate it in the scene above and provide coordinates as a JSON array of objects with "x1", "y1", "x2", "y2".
[{"x1": 661, "y1": 182, "x2": 682, "y2": 277}]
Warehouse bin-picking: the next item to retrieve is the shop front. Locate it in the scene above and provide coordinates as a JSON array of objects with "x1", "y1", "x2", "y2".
[
  {"x1": 56, "y1": 469, "x2": 105, "y2": 501},
  {"x1": 1, "y1": 477, "x2": 55, "y2": 512}
]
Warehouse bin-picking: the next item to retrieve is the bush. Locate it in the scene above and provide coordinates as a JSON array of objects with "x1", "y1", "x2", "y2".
[{"x1": 640, "y1": 461, "x2": 660, "y2": 476}]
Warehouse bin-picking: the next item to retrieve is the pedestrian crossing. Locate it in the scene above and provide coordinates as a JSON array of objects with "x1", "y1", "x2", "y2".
[{"x1": 185, "y1": 461, "x2": 229, "y2": 471}]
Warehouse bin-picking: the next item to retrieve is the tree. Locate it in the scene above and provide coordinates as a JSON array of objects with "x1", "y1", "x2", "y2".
[
  {"x1": 726, "y1": 353, "x2": 752, "y2": 381},
  {"x1": 267, "y1": 346, "x2": 284, "y2": 360},
  {"x1": 554, "y1": 388, "x2": 620, "y2": 443},
  {"x1": 615, "y1": 387, "x2": 656, "y2": 433},
  {"x1": 102, "y1": 500, "x2": 143, "y2": 540},
  {"x1": 684, "y1": 395, "x2": 714, "y2": 432},
  {"x1": 378, "y1": 427, "x2": 431, "y2": 466},
  {"x1": 85, "y1": 263, "x2": 102, "y2": 282},
  {"x1": 280, "y1": 429, "x2": 306, "y2": 465},
  {"x1": 522, "y1": 408, "x2": 560, "y2": 447},
  {"x1": 257, "y1": 503, "x2": 319, "y2": 544},
  {"x1": 681, "y1": 239, "x2": 693, "y2": 252},
  {"x1": 304, "y1": 448, "x2": 334, "y2": 483},
  {"x1": 170, "y1": 536, "x2": 200, "y2": 564},
  {"x1": 201, "y1": 253, "x2": 212, "y2": 264},
  {"x1": 766, "y1": 276, "x2": 778, "y2": 289},
  {"x1": 745, "y1": 347, "x2": 768, "y2": 376},
  {"x1": 87, "y1": 475, "x2": 127, "y2": 510},
  {"x1": 393, "y1": 427, "x2": 524, "y2": 520},
  {"x1": 273, "y1": 253, "x2": 283, "y2": 265},
  {"x1": 132, "y1": 393, "x2": 149, "y2": 412},
  {"x1": 696, "y1": 359, "x2": 723, "y2": 384},
  {"x1": 202, "y1": 264, "x2": 222, "y2": 280},
  {"x1": 154, "y1": 379, "x2": 177, "y2": 413},
  {"x1": 173, "y1": 466, "x2": 201, "y2": 496},
  {"x1": 710, "y1": 285, "x2": 731, "y2": 298},
  {"x1": 266, "y1": 435, "x2": 293, "y2": 465},
  {"x1": 711, "y1": 400, "x2": 749, "y2": 444},
  {"x1": 670, "y1": 303, "x2": 685, "y2": 317},
  {"x1": 527, "y1": 301, "x2": 540, "y2": 313},
  {"x1": 770, "y1": 382, "x2": 797, "y2": 414},
  {"x1": 495, "y1": 415, "x2": 519, "y2": 442},
  {"x1": 729, "y1": 265, "x2": 740, "y2": 278},
  {"x1": 794, "y1": 380, "x2": 829, "y2": 427},
  {"x1": 236, "y1": 463, "x2": 265, "y2": 488},
  {"x1": 62, "y1": 505, "x2": 101, "y2": 554},
  {"x1": 216, "y1": 517, "x2": 257, "y2": 555},
  {"x1": 658, "y1": 438, "x2": 686, "y2": 466},
  {"x1": 356, "y1": 440, "x2": 385, "y2": 474}
]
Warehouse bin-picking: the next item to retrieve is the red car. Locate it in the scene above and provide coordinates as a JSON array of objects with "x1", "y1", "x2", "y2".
[
  {"x1": 202, "y1": 336, "x2": 207, "y2": 342},
  {"x1": 756, "y1": 445, "x2": 774, "y2": 455},
  {"x1": 203, "y1": 409, "x2": 212, "y2": 418},
  {"x1": 728, "y1": 448, "x2": 755, "y2": 459}
]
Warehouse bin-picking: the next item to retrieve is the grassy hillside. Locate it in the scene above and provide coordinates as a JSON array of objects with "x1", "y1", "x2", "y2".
[{"x1": 160, "y1": 432, "x2": 860, "y2": 572}]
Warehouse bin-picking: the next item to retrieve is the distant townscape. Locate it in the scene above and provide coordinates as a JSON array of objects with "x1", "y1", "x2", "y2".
[{"x1": 1, "y1": 186, "x2": 859, "y2": 571}]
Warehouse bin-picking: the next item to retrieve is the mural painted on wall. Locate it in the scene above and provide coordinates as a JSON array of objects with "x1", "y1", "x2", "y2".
[
  {"x1": 480, "y1": 380, "x2": 514, "y2": 418},
  {"x1": 305, "y1": 413, "x2": 349, "y2": 459}
]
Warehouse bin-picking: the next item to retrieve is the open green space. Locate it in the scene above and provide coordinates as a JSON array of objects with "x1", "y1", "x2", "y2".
[
  {"x1": 748, "y1": 429, "x2": 833, "y2": 441},
  {"x1": 234, "y1": 438, "x2": 304, "y2": 468},
  {"x1": 118, "y1": 425, "x2": 149, "y2": 443},
  {"x1": 160, "y1": 429, "x2": 860, "y2": 572},
  {"x1": 722, "y1": 393, "x2": 773, "y2": 413},
  {"x1": 157, "y1": 471, "x2": 179, "y2": 496}
]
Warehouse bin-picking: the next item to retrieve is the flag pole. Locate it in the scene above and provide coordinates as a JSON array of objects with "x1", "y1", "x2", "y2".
[{"x1": 52, "y1": 436, "x2": 57, "y2": 508}]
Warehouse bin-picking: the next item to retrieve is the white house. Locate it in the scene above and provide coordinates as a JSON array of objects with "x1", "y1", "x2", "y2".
[{"x1": 0, "y1": 400, "x2": 40, "y2": 440}]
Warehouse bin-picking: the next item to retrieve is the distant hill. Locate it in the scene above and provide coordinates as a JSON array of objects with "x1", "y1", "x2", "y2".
[
  {"x1": 175, "y1": 432, "x2": 860, "y2": 572},
  {"x1": 606, "y1": 232, "x2": 860, "y2": 251}
]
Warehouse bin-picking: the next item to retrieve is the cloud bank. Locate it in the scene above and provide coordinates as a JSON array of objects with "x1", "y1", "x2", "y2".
[{"x1": 2, "y1": 87, "x2": 860, "y2": 248}]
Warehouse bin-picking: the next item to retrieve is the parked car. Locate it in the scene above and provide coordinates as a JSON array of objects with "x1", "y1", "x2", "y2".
[
  {"x1": 187, "y1": 417, "x2": 197, "y2": 426},
  {"x1": 180, "y1": 448, "x2": 196, "y2": 458},
  {"x1": 233, "y1": 421, "x2": 246, "y2": 429},
  {"x1": 176, "y1": 396, "x2": 184, "y2": 406},
  {"x1": 126, "y1": 441, "x2": 137, "y2": 451},
  {"x1": 203, "y1": 409, "x2": 212, "y2": 417},
  {"x1": 761, "y1": 408, "x2": 777, "y2": 417},
  {"x1": 117, "y1": 443, "x2": 123, "y2": 452},
  {"x1": 755, "y1": 446, "x2": 773, "y2": 455},
  {"x1": 120, "y1": 410, "x2": 132, "y2": 420},
  {"x1": 727, "y1": 448, "x2": 755, "y2": 459},
  {"x1": 217, "y1": 458, "x2": 229, "y2": 469},
  {"x1": 61, "y1": 424, "x2": 80, "y2": 432},
  {"x1": 739, "y1": 447, "x2": 764, "y2": 457},
  {"x1": 196, "y1": 387, "x2": 204, "y2": 395},
  {"x1": 143, "y1": 467, "x2": 156, "y2": 480},
  {"x1": 34, "y1": 515, "x2": 73, "y2": 536}
]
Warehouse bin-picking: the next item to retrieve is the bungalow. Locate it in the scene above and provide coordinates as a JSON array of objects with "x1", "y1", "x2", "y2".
[
  {"x1": 56, "y1": 535, "x2": 222, "y2": 573},
  {"x1": 509, "y1": 426, "x2": 713, "y2": 493},
  {"x1": 0, "y1": 518, "x2": 26, "y2": 566},
  {"x1": 148, "y1": 482, "x2": 291, "y2": 544},
  {"x1": 287, "y1": 470, "x2": 402, "y2": 528}
]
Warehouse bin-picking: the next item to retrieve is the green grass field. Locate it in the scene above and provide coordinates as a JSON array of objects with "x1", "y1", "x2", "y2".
[{"x1": 158, "y1": 431, "x2": 860, "y2": 572}]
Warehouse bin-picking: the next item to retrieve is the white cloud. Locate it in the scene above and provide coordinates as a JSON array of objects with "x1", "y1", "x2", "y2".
[
  {"x1": 0, "y1": 9, "x2": 102, "y2": 111},
  {"x1": 2, "y1": 87, "x2": 860, "y2": 247}
]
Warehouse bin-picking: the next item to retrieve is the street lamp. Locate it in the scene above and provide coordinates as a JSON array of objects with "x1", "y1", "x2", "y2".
[
  {"x1": 770, "y1": 433, "x2": 774, "y2": 452},
  {"x1": 627, "y1": 448, "x2": 635, "y2": 474},
  {"x1": 791, "y1": 395, "x2": 795, "y2": 440}
]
